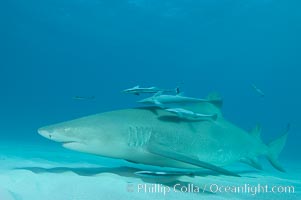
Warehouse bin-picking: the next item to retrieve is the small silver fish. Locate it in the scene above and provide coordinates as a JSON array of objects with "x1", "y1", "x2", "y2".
[
  {"x1": 251, "y1": 84, "x2": 265, "y2": 97},
  {"x1": 72, "y1": 96, "x2": 95, "y2": 100}
]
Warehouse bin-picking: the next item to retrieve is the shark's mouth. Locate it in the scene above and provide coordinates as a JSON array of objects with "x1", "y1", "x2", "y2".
[
  {"x1": 62, "y1": 141, "x2": 78, "y2": 145},
  {"x1": 60, "y1": 139, "x2": 84, "y2": 146},
  {"x1": 62, "y1": 141, "x2": 86, "y2": 151}
]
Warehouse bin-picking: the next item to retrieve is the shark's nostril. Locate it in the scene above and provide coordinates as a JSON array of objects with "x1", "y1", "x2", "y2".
[{"x1": 49, "y1": 134, "x2": 52, "y2": 138}]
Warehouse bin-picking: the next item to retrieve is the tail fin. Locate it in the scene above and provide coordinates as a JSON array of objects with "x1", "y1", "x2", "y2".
[
  {"x1": 206, "y1": 92, "x2": 223, "y2": 109},
  {"x1": 266, "y1": 124, "x2": 290, "y2": 172}
]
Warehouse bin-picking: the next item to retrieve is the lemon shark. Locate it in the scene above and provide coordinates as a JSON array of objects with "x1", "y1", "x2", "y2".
[{"x1": 38, "y1": 94, "x2": 288, "y2": 176}]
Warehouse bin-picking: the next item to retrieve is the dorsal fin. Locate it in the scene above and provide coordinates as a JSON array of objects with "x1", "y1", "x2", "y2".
[
  {"x1": 250, "y1": 124, "x2": 262, "y2": 139},
  {"x1": 134, "y1": 85, "x2": 140, "y2": 88},
  {"x1": 206, "y1": 92, "x2": 223, "y2": 109}
]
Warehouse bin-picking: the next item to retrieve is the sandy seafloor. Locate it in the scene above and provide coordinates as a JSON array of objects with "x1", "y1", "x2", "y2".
[{"x1": 0, "y1": 142, "x2": 300, "y2": 200}]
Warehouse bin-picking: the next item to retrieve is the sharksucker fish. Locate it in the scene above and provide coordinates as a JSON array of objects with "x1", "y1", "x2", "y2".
[
  {"x1": 123, "y1": 85, "x2": 179, "y2": 95},
  {"x1": 165, "y1": 108, "x2": 218, "y2": 121},
  {"x1": 138, "y1": 92, "x2": 208, "y2": 107},
  {"x1": 38, "y1": 94, "x2": 289, "y2": 176}
]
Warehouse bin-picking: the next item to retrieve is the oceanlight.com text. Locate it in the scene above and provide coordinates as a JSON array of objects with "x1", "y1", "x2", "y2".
[
  {"x1": 127, "y1": 183, "x2": 295, "y2": 196},
  {"x1": 208, "y1": 183, "x2": 295, "y2": 195}
]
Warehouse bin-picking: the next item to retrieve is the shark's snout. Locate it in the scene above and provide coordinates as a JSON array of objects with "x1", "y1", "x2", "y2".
[
  {"x1": 38, "y1": 125, "x2": 81, "y2": 145},
  {"x1": 38, "y1": 128, "x2": 53, "y2": 140}
]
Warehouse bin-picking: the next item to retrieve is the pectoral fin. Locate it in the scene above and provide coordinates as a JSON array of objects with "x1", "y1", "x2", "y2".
[
  {"x1": 135, "y1": 171, "x2": 193, "y2": 178},
  {"x1": 147, "y1": 143, "x2": 240, "y2": 177}
]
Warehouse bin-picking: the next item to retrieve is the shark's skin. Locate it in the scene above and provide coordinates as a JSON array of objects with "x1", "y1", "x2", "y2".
[
  {"x1": 38, "y1": 102, "x2": 288, "y2": 175},
  {"x1": 123, "y1": 85, "x2": 178, "y2": 95}
]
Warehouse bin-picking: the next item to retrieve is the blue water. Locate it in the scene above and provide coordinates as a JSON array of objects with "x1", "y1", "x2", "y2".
[{"x1": 1, "y1": 0, "x2": 300, "y2": 169}]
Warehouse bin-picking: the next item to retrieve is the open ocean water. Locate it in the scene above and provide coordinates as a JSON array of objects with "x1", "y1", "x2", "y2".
[{"x1": 0, "y1": 0, "x2": 300, "y2": 200}]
